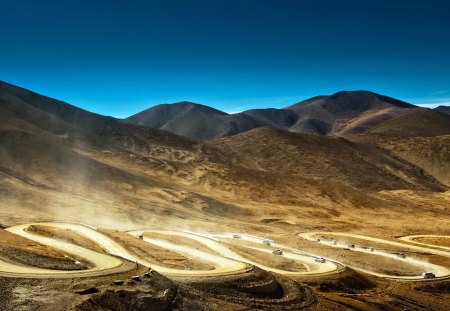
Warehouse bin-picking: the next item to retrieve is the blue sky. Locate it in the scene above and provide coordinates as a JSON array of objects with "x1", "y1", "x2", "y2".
[{"x1": 1, "y1": 0, "x2": 450, "y2": 117}]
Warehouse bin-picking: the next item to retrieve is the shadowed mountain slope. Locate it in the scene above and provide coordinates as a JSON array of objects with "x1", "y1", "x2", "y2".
[
  {"x1": 435, "y1": 105, "x2": 450, "y2": 115},
  {"x1": 285, "y1": 91, "x2": 416, "y2": 135},
  {"x1": 240, "y1": 108, "x2": 299, "y2": 128},
  {"x1": 0, "y1": 81, "x2": 195, "y2": 152},
  {"x1": 368, "y1": 108, "x2": 450, "y2": 137},
  {"x1": 125, "y1": 91, "x2": 416, "y2": 140},
  {"x1": 125, "y1": 101, "x2": 266, "y2": 141}
]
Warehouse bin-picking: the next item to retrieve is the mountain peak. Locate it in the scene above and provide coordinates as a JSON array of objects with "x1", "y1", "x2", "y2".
[{"x1": 435, "y1": 105, "x2": 450, "y2": 115}]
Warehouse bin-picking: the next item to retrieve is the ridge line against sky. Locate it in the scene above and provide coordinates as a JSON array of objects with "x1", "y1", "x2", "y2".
[
  {"x1": 2, "y1": 79, "x2": 447, "y2": 117},
  {"x1": 1, "y1": 0, "x2": 450, "y2": 117}
]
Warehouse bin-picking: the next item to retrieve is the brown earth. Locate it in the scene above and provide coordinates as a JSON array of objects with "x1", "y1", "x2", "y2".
[
  {"x1": 0, "y1": 229, "x2": 86, "y2": 270},
  {"x1": 102, "y1": 230, "x2": 215, "y2": 270},
  {"x1": 26, "y1": 224, "x2": 106, "y2": 254},
  {"x1": 142, "y1": 232, "x2": 223, "y2": 257},
  {"x1": 295, "y1": 239, "x2": 425, "y2": 276},
  {"x1": 227, "y1": 244, "x2": 308, "y2": 272},
  {"x1": 0, "y1": 82, "x2": 450, "y2": 309},
  {"x1": 413, "y1": 237, "x2": 450, "y2": 248}
]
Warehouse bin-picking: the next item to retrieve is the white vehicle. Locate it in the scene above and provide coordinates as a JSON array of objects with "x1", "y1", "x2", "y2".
[
  {"x1": 315, "y1": 257, "x2": 326, "y2": 263},
  {"x1": 347, "y1": 243, "x2": 355, "y2": 249},
  {"x1": 272, "y1": 249, "x2": 283, "y2": 255},
  {"x1": 314, "y1": 238, "x2": 321, "y2": 243},
  {"x1": 367, "y1": 247, "x2": 374, "y2": 252},
  {"x1": 422, "y1": 272, "x2": 435, "y2": 279},
  {"x1": 330, "y1": 240, "x2": 337, "y2": 245},
  {"x1": 232, "y1": 234, "x2": 241, "y2": 239},
  {"x1": 397, "y1": 252, "x2": 406, "y2": 258},
  {"x1": 263, "y1": 240, "x2": 271, "y2": 246}
]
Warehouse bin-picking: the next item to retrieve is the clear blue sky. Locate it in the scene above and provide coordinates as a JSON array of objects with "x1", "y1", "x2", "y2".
[{"x1": 1, "y1": 0, "x2": 450, "y2": 117}]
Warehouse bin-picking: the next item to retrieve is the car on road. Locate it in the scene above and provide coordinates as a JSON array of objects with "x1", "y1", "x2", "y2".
[
  {"x1": 367, "y1": 247, "x2": 374, "y2": 252},
  {"x1": 314, "y1": 238, "x2": 321, "y2": 243},
  {"x1": 422, "y1": 272, "x2": 435, "y2": 279},
  {"x1": 397, "y1": 252, "x2": 406, "y2": 258},
  {"x1": 315, "y1": 257, "x2": 326, "y2": 263},
  {"x1": 347, "y1": 243, "x2": 355, "y2": 249},
  {"x1": 232, "y1": 234, "x2": 241, "y2": 239},
  {"x1": 330, "y1": 239, "x2": 337, "y2": 245},
  {"x1": 272, "y1": 249, "x2": 283, "y2": 255},
  {"x1": 263, "y1": 240, "x2": 271, "y2": 246}
]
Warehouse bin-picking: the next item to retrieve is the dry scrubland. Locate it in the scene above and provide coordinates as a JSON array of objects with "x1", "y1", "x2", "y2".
[{"x1": 0, "y1": 81, "x2": 449, "y2": 309}]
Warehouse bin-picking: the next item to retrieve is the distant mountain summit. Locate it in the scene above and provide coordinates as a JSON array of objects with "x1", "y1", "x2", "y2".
[
  {"x1": 0, "y1": 80, "x2": 194, "y2": 151},
  {"x1": 126, "y1": 101, "x2": 227, "y2": 129},
  {"x1": 124, "y1": 90, "x2": 417, "y2": 140},
  {"x1": 125, "y1": 101, "x2": 265, "y2": 141},
  {"x1": 284, "y1": 91, "x2": 416, "y2": 135},
  {"x1": 5, "y1": 80, "x2": 442, "y2": 143},
  {"x1": 435, "y1": 105, "x2": 450, "y2": 115}
]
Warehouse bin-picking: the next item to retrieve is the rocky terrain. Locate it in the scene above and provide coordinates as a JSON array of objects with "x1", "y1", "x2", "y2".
[{"x1": 0, "y1": 80, "x2": 449, "y2": 310}]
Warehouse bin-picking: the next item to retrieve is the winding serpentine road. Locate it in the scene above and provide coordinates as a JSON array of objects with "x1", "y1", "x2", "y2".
[
  {"x1": 398, "y1": 235, "x2": 450, "y2": 251},
  {"x1": 0, "y1": 222, "x2": 448, "y2": 281},
  {"x1": 128, "y1": 230, "x2": 250, "y2": 276},
  {"x1": 2, "y1": 223, "x2": 134, "y2": 278},
  {"x1": 299, "y1": 232, "x2": 450, "y2": 280},
  {"x1": 209, "y1": 233, "x2": 344, "y2": 276}
]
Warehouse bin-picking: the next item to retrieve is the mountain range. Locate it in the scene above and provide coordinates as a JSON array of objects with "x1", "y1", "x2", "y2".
[
  {"x1": 124, "y1": 90, "x2": 449, "y2": 141},
  {"x1": 0, "y1": 80, "x2": 449, "y2": 228}
]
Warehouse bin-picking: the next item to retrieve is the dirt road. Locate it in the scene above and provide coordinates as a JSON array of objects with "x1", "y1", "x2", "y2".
[
  {"x1": 2, "y1": 223, "x2": 134, "y2": 278},
  {"x1": 299, "y1": 232, "x2": 450, "y2": 280}
]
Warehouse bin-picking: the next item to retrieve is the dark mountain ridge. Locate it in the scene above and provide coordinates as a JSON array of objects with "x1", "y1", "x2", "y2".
[
  {"x1": 435, "y1": 105, "x2": 450, "y2": 115},
  {"x1": 124, "y1": 90, "x2": 418, "y2": 140},
  {"x1": 0, "y1": 81, "x2": 195, "y2": 152},
  {"x1": 125, "y1": 101, "x2": 266, "y2": 141}
]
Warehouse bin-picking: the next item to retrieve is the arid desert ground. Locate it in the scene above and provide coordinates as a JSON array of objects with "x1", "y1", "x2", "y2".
[{"x1": 0, "y1": 81, "x2": 450, "y2": 310}]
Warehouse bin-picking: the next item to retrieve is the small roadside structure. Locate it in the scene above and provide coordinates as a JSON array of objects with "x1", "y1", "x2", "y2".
[
  {"x1": 397, "y1": 252, "x2": 406, "y2": 258},
  {"x1": 232, "y1": 234, "x2": 241, "y2": 239},
  {"x1": 315, "y1": 257, "x2": 326, "y2": 263},
  {"x1": 422, "y1": 272, "x2": 435, "y2": 279},
  {"x1": 272, "y1": 249, "x2": 283, "y2": 255}
]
